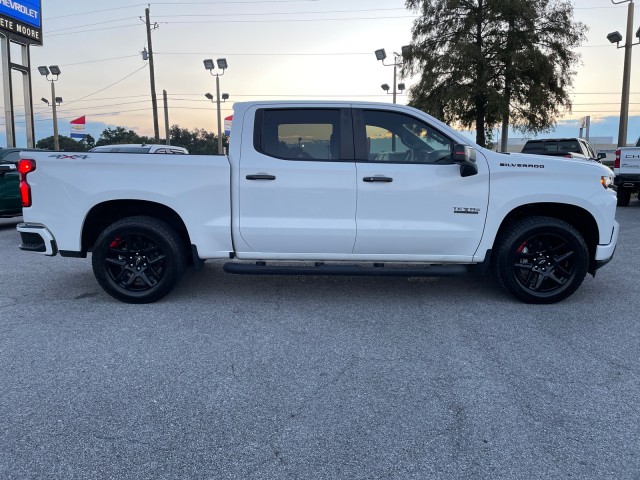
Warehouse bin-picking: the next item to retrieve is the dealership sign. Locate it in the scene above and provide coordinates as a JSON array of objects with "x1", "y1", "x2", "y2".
[{"x1": 0, "y1": 0, "x2": 42, "y2": 45}]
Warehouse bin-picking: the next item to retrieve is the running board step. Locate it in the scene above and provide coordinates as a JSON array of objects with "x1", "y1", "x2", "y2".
[{"x1": 223, "y1": 262, "x2": 469, "y2": 277}]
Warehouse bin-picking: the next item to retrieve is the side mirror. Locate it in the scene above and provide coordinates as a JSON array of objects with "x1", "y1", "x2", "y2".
[
  {"x1": 0, "y1": 163, "x2": 17, "y2": 177},
  {"x1": 597, "y1": 152, "x2": 607, "y2": 160},
  {"x1": 453, "y1": 144, "x2": 478, "y2": 177}
]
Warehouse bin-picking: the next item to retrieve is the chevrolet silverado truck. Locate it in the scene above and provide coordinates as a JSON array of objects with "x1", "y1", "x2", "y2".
[
  {"x1": 521, "y1": 138, "x2": 606, "y2": 163},
  {"x1": 16, "y1": 101, "x2": 619, "y2": 304},
  {"x1": 614, "y1": 137, "x2": 640, "y2": 206}
]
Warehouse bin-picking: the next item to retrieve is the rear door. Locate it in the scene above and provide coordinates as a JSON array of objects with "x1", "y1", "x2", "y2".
[{"x1": 237, "y1": 107, "x2": 357, "y2": 255}]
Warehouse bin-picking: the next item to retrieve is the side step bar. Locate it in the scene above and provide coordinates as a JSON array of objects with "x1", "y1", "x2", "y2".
[{"x1": 223, "y1": 262, "x2": 469, "y2": 277}]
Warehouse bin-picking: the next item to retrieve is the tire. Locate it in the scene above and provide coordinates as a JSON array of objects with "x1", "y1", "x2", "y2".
[
  {"x1": 492, "y1": 216, "x2": 589, "y2": 304},
  {"x1": 91, "y1": 216, "x2": 187, "y2": 303},
  {"x1": 617, "y1": 188, "x2": 631, "y2": 207}
]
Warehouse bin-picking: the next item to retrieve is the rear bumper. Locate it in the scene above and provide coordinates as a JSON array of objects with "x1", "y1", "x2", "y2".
[
  {"x1": 594, "y1": 220, "x2": 619, "y2": 270},
  {"x1": 17, "y1": 223, "x2": 57, "y2": 256},
  {"x1": 614, "y1": 175, "x2": 640, "y2": 189}
]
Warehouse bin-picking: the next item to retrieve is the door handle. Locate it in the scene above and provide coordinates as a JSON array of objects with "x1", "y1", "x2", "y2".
[
  {"x1": 363, "y1": 176, "x2": 393, "y2": 183},
  {"x1": 246, "y1": 174, "x2": 276, "y2": 180}
]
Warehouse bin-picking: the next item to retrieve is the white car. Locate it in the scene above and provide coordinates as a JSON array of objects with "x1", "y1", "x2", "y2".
[{"x1": 89, "y1": 144, "x2": 188, "y2": 154}]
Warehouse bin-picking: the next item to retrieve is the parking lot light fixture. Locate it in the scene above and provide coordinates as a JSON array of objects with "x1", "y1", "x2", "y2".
[
  {"x1": 375, "y1": 46, "x2": 410, "y2": 104},
  {"x1": 203, "y1": 58, "x2": 229, "y2": 154},
  {"x1": 38, "y1": 65, "x2": 62, "y2": 151},
  {"x1": 203, "y1": 59, "x2": 215, "y2": 71},
  {"x1": 205, "y1": 92, "x2": 214, "y2": 100},
  {"x1": 608, "y1": 31, "x2": 623, "y2": 44}
]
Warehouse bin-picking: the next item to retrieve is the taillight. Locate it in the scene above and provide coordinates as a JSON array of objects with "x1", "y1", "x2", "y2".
[
  {"x1": 614, "y1": 149, "x2": 621, "y2": 169},
  {"x1": 18, "y1": 159, "x2": 36, "y2": 207},
  {"x1": 565, "y1": 154, "x2": 573, "y2": 158}
]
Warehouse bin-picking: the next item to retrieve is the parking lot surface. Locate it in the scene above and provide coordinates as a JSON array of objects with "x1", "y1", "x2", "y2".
[{"x1": 1, "y1": 204, "x2": 639, "y2": 479}]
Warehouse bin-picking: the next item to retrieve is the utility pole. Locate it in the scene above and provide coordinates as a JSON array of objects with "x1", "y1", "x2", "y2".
[
  {"x1": 500, "y1": 16, "x2": 516, "y2": 153},
  {"x1": 163, "y1": 89, "x2": 170, "y2": 145},
  {"x1": 51, "y1": 80, "x2": 59, "y2": 151},
  {"x1": 145, "y1": 7, "x2": 160, "y2": 143},
  {"x1": 619, "y1": 0, "x2": 634, "y2": 147}
]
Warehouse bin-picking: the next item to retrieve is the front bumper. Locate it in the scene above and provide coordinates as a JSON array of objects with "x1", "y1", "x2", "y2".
[
  {"x1": 594, "y1": 220, "x2": 619, "y2": 271},
  {"x1": 17, "y1": 223, "x2": 58, "y2": 256}
]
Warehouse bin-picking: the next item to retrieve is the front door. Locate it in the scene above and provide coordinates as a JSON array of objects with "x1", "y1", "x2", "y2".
[{"x1": 353, "y1": 109, "x2": 489, "y2": 259}]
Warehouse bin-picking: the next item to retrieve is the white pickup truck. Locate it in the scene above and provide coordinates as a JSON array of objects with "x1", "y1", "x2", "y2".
[
  {"x1": 16, "y1": 101, "x2": 618, "y2": 304},
  {"x1": 614, "y1": 138, "x2": 640, "y2": 206}
]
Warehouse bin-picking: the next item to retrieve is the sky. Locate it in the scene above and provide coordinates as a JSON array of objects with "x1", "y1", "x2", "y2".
[{"x1": 3, "y1": 0, "x2": 640, "y2": 147}]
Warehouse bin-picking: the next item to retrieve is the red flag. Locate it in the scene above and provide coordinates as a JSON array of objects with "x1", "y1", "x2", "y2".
[{"x1": 70, "y1": 116, "x2": 85, "y2": 125}]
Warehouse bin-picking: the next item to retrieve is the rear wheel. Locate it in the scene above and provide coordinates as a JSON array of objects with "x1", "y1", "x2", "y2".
[
  {"x1": 616, "y1": 188, "x2": 631, "y2": 207},
  {"x1": 492, "y1": 216, "x2": 589, "y2": 304},
  {"x1": 91, "y1": 216, "x2": 187, "y2": 303}
]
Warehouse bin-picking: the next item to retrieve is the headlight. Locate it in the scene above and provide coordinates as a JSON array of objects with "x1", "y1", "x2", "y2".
[{"x1": 601, "y1": 175, "x2": 614, "y2": 189}]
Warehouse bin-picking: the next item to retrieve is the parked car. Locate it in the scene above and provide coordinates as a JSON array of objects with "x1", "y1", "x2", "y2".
[
  {"x1": 521, "y1": 138, "x2": 606, "y2": 163},
  {"x1": 613, "y1": 135, "x2": 640, "y2": 206},
  {"x1": 89, "y1": 144, "x2": 188, "y2": 154},
  {"x1": 0, "y1": 148, "x2": 47, "y2": 217}
]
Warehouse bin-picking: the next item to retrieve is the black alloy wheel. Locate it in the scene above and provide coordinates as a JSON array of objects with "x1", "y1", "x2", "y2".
[
  {"x1": 92, "y1": 216, "x2": 187, "y2": 303},
  {"x1": 493, "y1": 217, "x2": 588, "y2": 304},
  {"x1": 104, "y1": 233, "x2": 167, "y2": 292}
]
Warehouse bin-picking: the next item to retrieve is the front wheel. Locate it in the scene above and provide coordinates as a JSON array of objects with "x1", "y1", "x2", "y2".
[
  {"x1": 492, "y1": 217, "x2": 589, "y2": 304},
  {"x1": 91, "y1": 216, "x2": 187, "y2": 303}
]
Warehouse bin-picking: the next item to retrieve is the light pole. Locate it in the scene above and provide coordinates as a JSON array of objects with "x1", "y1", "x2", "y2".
[
  {"x1": 203, "y1": 58, "x2": 228, "y2": 154},
  {"x1": 381, "y1": 82, "x2": 405, "y2": 98},
  {"x1": 37, "y1": 65, "x2": 62, "y2": 151},
  {"x1": 374, "y1": 46, "x2": 410, "y2": 104},
  {"x1": 608, "y1": 0, "x2": 640, "y2": 147}
]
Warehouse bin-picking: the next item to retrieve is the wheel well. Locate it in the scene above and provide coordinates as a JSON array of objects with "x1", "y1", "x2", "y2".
[
  {"x1": 494, "y1": 203, "x2": 599, "y2": 274},
  {"x1": 82, "y1": 200, "x2": 191, "y2": 255}
]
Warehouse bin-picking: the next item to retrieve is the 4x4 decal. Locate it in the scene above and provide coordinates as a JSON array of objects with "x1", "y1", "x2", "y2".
[{"x1": 48, "y1": 154, "x2": 89, "y2": 159}]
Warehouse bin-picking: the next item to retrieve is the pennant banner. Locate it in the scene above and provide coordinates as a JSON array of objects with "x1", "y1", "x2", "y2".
[
  {"x1": 224, "y1": 115, "x2": 233, "y2": 136},
  {"x1": 70, "y1": 116, "x2": 86, "y2": 140}
]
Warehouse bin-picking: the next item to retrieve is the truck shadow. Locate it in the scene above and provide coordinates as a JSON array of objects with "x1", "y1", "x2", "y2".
[
  {"x1": 0, "y1": 216, "x2": 21, "y2": 230},
  {"x1": 172, "y1": 260, "x2": 508, "y2": 307}
]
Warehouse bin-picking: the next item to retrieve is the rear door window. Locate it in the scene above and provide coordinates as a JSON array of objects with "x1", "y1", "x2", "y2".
[{"x1": 255, "y1": 109, "x2": 348, "y2": 161}]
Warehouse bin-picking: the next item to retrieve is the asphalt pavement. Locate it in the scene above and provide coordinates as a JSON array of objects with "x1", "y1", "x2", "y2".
[{"x1": 1, "y1": 205, "x2": 639, "y2": 479}]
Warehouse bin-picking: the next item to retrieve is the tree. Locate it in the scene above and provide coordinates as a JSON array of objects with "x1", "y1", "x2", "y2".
[
  {"x1": 36, "y1": 135, "x2": 88, "y2": 151},
  {"x1": 95, "y1": 127, "x2": 153, "y2": 147},
  {"x1": 168, "y1": 125, "x2": 228, "y2": 154},
  {"x1": 402, "y1": 0, "x2": 586, "y2": 147},
  {"x1": 79, "y1": 134, "x2": 96, "y2": 151}
]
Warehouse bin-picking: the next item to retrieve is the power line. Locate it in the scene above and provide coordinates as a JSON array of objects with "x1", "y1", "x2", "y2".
[
  {"x1": 47, "y1": 7, "x2": 407, "y2": 33},
  {"x1": 154, "y1": 7, "x2": 407, "y2": 18},
  {"x1": 47, "y1": 17, "x2": 137, "y2": 33},
  {"x1": 163, "y1": 15, "x2": 416, "y2": 24},
  {"x1": 48, "y1": 24, "x2": 141, "y2": 37},
  {"x1": 45, "y1": 0, "x2": 333, "y2": 20},
  {"x1": 65, "y1": 64, "x2": 149, "y2": 107}
]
